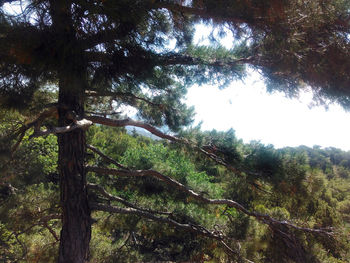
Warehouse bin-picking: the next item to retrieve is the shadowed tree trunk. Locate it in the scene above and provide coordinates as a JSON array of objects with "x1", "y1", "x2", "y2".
[
  {"x1": 49, "y1": 0, "x2": 91, "y2": 262},
  {"x1": 57, "y1": 75, "x2": 91, "y2": 263}
]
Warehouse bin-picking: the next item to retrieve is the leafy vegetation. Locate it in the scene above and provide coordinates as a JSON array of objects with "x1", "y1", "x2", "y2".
[{"x1": 1, "y1": 119, "x2": 350, "y2": 262}]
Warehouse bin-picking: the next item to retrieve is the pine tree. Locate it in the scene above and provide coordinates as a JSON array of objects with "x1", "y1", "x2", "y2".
[{"x1": 1, "y1": 1, "x2": 350, "y2": 262}]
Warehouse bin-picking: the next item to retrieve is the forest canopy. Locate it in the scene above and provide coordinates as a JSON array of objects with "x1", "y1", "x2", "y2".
[
  {"x1": 1, "y1": 0, "x2": 350, "y2": 262},
  {"x1": 1, "y1": 123, "x2": 350, "y2": 262}
]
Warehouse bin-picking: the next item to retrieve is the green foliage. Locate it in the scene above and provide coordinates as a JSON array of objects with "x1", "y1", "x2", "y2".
[
  {"x1": 88, "y1": 127, "x2": 350, "y2": 262},
  {"x1": 2, "y1": 122, "x2": 350, "y2": 262}
]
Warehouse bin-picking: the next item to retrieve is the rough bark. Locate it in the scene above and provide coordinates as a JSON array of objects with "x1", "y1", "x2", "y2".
[
  {"x1": 57, "y1": 84, "x2": 91, "y2": 263},
  {"x1": 49, "y1": 1, "x2": 92, "y2": 262}
]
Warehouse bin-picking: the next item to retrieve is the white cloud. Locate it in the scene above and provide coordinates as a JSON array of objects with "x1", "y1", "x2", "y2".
[{"x1": 186, "y1": 72, "x2": 350, "y2": 150}]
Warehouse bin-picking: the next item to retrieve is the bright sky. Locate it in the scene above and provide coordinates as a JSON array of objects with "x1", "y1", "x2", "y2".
[{"x1": 186, "y1": 24, "x2": 350, "y2": 151}]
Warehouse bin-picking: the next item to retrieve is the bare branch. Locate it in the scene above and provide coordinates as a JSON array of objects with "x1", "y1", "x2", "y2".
[
  {"x1": 87, "y1": 144, "x2": 129, "y2": 170},
  {"x1": 29, "y1": 119, "x2": 92, "y2": 138},
  {"x1": 88, "y1": 183, "x2": 171, "y2": 216},
  {"x1": 86, "y1": 116, "x2": 180, "y2": 142},
  {"x1": 91, "y1": 202, "x2": 223, "y2": 241},
  {"x1": 87, "y1": 166, "x2": 334, "y2": 237}
]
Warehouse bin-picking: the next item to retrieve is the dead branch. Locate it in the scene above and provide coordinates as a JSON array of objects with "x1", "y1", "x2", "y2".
[
  {"x1": 29, "y1": 119, "x2": 92, "y2": 138},
  {"x1": 87, "y1": 183, "x2": 171, "y2": 216},
  {"x1": 87, "y1": 144, "x2": 129, "y2": 170},
  {"x1": 87, "y1": 166, "x2": 334, "y2": 238}
]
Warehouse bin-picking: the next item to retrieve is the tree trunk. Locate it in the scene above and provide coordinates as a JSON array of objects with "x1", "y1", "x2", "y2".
[
  {"x1": 49, "y1": 1, "x2": 92, "y2": 262},
  {"x1": 57, "y1": 77, "x2": 91, "y2": 263}
]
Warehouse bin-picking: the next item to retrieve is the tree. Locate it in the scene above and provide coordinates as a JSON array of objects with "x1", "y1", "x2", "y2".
[{"x1": 1, "y1": 0, "x2": 350, "y2": 262}]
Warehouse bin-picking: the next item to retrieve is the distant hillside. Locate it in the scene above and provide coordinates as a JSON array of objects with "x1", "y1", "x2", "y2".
[{"x1": 125, "y1": 126, "x2": 162, "y2": 140}]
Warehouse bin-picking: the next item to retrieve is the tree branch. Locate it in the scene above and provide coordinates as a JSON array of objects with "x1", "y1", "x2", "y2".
[
  {"x1": 85, "y1": 110, "x2": 121, "y2": 117},
  {"x1": 29, "y1": 119, "x2": 92, "y2": 138},
  {"x1": 90, "y1": 202, "x2": 238, "y2": 253},
  {"x1": 6, "y1": 213, "x2": 61, "y2": 242},
  {"x1": 85, "y1": 115, "x2": 258, "y2": 179},
  {"x1": 87, "y1": 166, "x2": 334, "y2": 238},
  {"x1": 12, "y1": 231, "x2": 27, "y2": 261},
  {"x1": 80, "y1": 27, "x2": 135, "y2": 50},
  {"x1": 42, "y1": 220, "x2": 60, "y2": 242},
  {"x1": 159, "y1": 53, "x2": 254, "y2": 67},
  {"x1": 153, "y1": 1, "x2": 247, "y2": 24},
  {"x1": 91, "y1": 201, "x2": 257, "y2": 260},
  {"x1": 88, "y1": 183, "x2": 171, "y2": 216},
  {"x1": 85, "y1": 90, "x2": 163, "y2": 108},
  {"x1": 10, "y1": 129, "x2": 26, "y2": 156},
  {"x1": 87, "y1": 144, "x2": 129, "y2": 170},
  {"x1": 85, "y1": 50, "x2": 254, "y2": 67},
  {"x1": 7, "y1": 106, "x2": 58, "y2": 156},
  {"x1": 86, "y1": 116, "x2": 180, "y2": 142}
]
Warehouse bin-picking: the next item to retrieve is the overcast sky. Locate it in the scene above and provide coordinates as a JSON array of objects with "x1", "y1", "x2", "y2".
[{"x1": 186, "y1": 24, "x2": 350, "y2": 151}]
